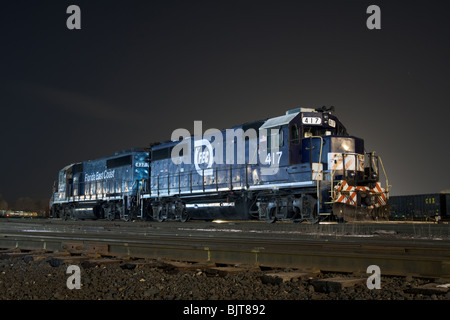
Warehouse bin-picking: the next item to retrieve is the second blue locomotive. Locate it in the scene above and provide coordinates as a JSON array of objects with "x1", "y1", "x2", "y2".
[{"x1": 51, "y1": 149, "x2": 149, "y2": 220}]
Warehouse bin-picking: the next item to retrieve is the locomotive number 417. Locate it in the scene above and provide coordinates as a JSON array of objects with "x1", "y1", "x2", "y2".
[{"x1": 265, "y1": 151, "x2": 282, "y2": 165}]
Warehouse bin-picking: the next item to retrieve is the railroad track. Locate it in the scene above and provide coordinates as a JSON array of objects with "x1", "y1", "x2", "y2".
[{"x1": 0, "y1": 220, "x2": 449, "y2": 280}]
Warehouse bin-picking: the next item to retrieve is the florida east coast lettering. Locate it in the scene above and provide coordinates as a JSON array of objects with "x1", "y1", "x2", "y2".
[{"x1": 85, "y1": 169, "x2": 115, "y2": 182}]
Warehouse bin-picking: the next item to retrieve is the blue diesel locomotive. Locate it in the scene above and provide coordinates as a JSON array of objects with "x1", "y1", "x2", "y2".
[
  {"x1": 50, "y1": 107, "x2": 390, "y2": 222},
  {"x1": 50, "y1": 149, "x2": 149, "y2": 220}
]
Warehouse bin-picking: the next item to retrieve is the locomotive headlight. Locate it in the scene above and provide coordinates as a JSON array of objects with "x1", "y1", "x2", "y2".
[{"x1": 342, "y1": 143, "x2": 350, "y2": 151}]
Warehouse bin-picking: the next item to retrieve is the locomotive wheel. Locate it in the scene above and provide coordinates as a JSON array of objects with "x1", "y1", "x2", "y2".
[
  {"x1": 142, "y1": 202, "x2": 153, "y2": 221},
  {"x1": 301, "y1": 195, "x2": 318, "y2": 224},
  {"x1": 156, "y1": 212, "x2": 166, "y2": 222},
  {"x1": 62, "y1": 205, "x2": 74, "y2": 221},
  {"x1": 51, "y1": 205, "x2": 59, "y2": 218},
  {"x1": 106, "y1": 209, "x2": 115, "y2": 221},
  {"x1": 306, "y1": 205, "x2": 318, "y2": 224},
  {"x1": 121, "y1": 212, "x2": 132, "y2": 222},
  {"x1": 104, "y1": 205, "x2": 116, "y2": 221},
  {"x1": 179, "y1": 209, "x2": 189, "y2": 223},
  {"x1": 153, "y1": 206, "x2": 167, "y2": 222},
  {"x1": 266, "y1": 207, "x2": 277, "y2": 223}
]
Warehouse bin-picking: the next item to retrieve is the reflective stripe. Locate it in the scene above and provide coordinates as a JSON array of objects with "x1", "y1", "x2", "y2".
[{"x1": 334, "y1": 180, "x2": 388, "y2": 208}]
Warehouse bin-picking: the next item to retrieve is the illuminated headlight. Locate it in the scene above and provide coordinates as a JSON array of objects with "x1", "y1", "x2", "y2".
[{"x1": 342, "y1": 143, "x2": 350, "y2": 151}]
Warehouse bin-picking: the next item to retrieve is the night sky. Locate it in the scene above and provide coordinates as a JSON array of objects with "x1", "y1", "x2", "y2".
[{"x1": 1, "y1": 0, "x2": 449, "y2": 203}]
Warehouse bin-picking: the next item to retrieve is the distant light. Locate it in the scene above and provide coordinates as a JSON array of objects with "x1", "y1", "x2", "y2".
[{"x1": 212, "y1": 219, "x2": 227, "y2": 224}]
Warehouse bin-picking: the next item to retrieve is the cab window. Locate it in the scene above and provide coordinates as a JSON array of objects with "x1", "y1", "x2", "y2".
[
  {"x1": 290, "y1": 124, "x2": 300, "y2": 144},
  {"x1": 267, "y1": 128, "x2": 284, "y2": 150}
]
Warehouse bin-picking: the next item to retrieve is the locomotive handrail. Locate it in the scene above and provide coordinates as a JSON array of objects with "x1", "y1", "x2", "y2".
[
  {"x1": 151, "y1": 164, "x2": 250, "y2": 196},
  {"x1": 53, "y1": 155, "x2": 385, "y2": 202},
  {"x1": 53, "y1": 178, "x2": 140, "y2": 203},
  {"x1": 309, "y1": 136, "x2": 324, "y2": 216},
  {"x1": 53, "y1": 160, "x2": 359, "y2": 202},
  {"x1": 330, "y1": 152, "x2": 359, "y2": 200},
  {"x1": 378, "y1": 155, "x2": 390, "y2": 199},
  {"x1": 150, "y1": 162, "x2": 324, "y2": 198}
]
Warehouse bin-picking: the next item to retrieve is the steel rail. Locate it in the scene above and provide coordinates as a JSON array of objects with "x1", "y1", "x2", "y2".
[{"x1": 1, "y1": 227, "x2": 449, "y2": 279}]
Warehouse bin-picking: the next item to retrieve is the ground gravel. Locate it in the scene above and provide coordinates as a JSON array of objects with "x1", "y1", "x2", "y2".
[{"x1": 0, "y1": 255, "x2": 449, "y2": 300}]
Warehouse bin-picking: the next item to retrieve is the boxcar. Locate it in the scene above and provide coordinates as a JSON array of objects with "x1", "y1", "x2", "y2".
[{"x1": 389, "y1": 193, "x2": 449, "y2": 221}]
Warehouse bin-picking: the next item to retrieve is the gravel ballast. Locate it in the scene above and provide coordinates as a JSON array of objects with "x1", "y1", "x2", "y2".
[{"x1": 0, "y1": 255, "x2": 449, "y2": 300}]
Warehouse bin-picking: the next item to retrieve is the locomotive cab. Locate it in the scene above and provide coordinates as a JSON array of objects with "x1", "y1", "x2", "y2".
[{"x1": 255, "y1": 107, "x2": 389, "y2": 222}]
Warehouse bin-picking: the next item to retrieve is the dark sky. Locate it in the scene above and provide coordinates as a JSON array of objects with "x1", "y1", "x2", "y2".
[{"x1": 0, "y1": 0, "x2": 449, "y2": 202}]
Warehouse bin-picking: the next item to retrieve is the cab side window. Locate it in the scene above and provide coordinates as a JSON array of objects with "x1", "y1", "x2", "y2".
[
  {"x1": 267, "y1": 128, "x2": 284, "y2": 149},
  {"x1": 290, "y1": 124, "x2": 300, "y2": 144}
]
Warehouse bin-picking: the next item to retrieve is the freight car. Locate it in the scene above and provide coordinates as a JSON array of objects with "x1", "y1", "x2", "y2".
[
  {"x1": 389, "y1": 193, "x2": 449, "y2": 221},
  {"x1": 50, "y1": 107, "x2": 390, "y2": 222}
]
